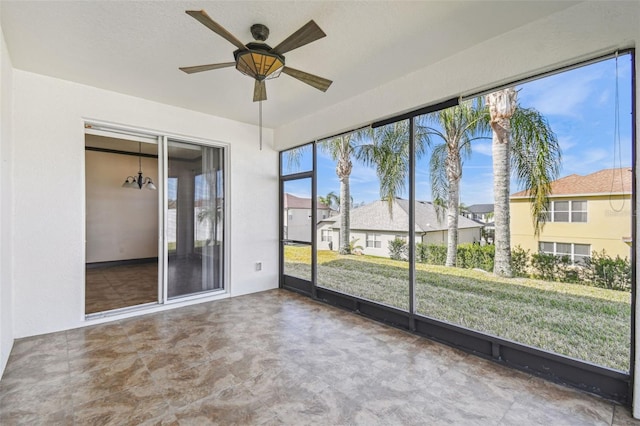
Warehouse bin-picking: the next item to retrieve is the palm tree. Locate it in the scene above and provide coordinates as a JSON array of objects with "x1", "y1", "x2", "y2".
[
  {"x1": 356, "y1": 120, "x2": 429, "y2": 215},
  {"x1": 486, "y1": 88, "x2": 561, "y2": 277},
  {"x1": 318, "y1": 191, "x2": 339, "y2": 211},
  {"x1": 424, "y1": 100, "x2": 490, "y2": 266},
  {"x1": 319, "y1": 134, "x2": 358, "y2": 254}
]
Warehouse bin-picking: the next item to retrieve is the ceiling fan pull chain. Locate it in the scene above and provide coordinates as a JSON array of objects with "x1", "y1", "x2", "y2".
[{"x1": 259, "y1": 100, "x2": 263, "y2": 151}]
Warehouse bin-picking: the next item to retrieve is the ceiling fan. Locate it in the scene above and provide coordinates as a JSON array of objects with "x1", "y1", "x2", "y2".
[{"x1": 180, "y1": 10, "x2": 333, "y2": 102}]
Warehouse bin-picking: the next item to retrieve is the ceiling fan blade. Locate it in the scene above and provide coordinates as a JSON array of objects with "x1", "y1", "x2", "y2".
[
  {"x1": 272, "y1": 20, "x2": 326, "y2": 55},
  {"x1": 282, "y1": 67, "x2": 332, "y2": 92},
  {"x1": 254, "y1": 80, "x2": 267, "y2": 102},
  {"x1": 186, "y1": 10, "x2": 246, "y2": 50},
  {"x1": 179, "y1": 62, "x2": 235, "y2": 74}
]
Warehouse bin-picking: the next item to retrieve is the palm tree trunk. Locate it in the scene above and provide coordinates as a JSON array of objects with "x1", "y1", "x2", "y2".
[
  {"x1": 487, "y1": 88, "x2": 517, "y2": 277},
  {"x1": 339, "y1": 176, "x2": 351, "y2": 254},
  {"x1": 491, "y1": 118, "x2": 512, "y2": 277},
  {"x1": 445, "y1": 154, "x2": 461, "y2": 267}
]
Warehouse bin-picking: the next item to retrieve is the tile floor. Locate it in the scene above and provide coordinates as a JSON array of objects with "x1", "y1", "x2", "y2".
[
  {"x1": 1, "y1": 289, "x2": 639, "y2": 425},
  {"x1": 86, "y1": 263, "x2": 158, "y2": 314}
]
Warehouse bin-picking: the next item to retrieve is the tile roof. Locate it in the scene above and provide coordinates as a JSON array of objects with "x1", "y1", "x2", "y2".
[
  {"x1": 511, "y1": 168, "x2": 632, "y2": 198},
  {"x1": 323, "y1": 199, "x2": 483, "y2": 233},
  {"x1": 284, "y1": 193, "x2": 330, "y2": 210}
]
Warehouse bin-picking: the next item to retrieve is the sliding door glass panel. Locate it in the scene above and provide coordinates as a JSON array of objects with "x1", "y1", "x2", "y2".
[
  {"x1": 316, "y1": 125, "x2": 410, "y2": 311},
  {"x1": 84, "y1": 133, "x2": 159, "y2": 314},
  {"x1": 167, "y1": 140, "x2": 224, "y2": 299},
  {"x1": 283, "y1": 178, "x2": 312, "y2": 281},
  {"x1": 414, "y1": 54, "x2": 632, "y2": 372}
]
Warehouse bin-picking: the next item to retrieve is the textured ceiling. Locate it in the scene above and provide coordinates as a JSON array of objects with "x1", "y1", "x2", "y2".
[{"x1": 0, "y1": 1, "x2": 578, "y2": 129}]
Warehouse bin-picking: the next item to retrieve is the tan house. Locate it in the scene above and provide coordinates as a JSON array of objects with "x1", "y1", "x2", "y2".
[
  {"x1": 317, "y1": 198, "x2": 483, "y2": 257},
  {"x1": 510, "y1": 168, "x2": 632, "y2": 261}
]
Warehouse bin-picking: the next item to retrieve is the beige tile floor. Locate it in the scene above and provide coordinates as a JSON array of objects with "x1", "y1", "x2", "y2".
[{"x1": 1, "y1": 289, "x2": 639, "y2": 425}]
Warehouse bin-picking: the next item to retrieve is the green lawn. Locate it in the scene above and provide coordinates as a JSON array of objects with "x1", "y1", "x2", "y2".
[{"x1": 284, "y1": 246, "x2": 631, "y2": 371}]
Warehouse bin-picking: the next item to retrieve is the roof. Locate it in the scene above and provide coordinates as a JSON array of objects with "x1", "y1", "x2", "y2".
[
  {"x1": 511, "y1": 168, "x2": 632, "y2": 198},
  {"x1": 465, "y1": 204, "x2": 494, "y2": 214},
  {"x1": 284, "y1": 193, "x2": 330, "y2": 210},
  {"x1": 322, "y1": 199, "x2": 483, "y2": 233}
]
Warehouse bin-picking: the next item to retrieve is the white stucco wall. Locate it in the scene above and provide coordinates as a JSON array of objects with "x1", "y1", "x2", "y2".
[
  {"x1": 11, "y1": 70, "x2": 278, "y2": 338},
  {"x1": 0, "y1": 17, "x2": 14, "y2": 377}
]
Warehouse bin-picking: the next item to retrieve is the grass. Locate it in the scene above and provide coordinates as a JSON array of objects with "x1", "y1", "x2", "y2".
[{"x1": 284, "y1": 246, "x2": 631, "y2": 371}]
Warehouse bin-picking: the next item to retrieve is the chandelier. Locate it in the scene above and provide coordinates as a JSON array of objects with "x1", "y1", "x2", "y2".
[{"x1": 122, "y1": 142, "x2": 157, "y2": 190}]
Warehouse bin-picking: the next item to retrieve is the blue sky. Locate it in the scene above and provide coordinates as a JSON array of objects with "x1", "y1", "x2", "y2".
[{"x1": 284, "y1": 54, "x2": 633, "y2": 207}]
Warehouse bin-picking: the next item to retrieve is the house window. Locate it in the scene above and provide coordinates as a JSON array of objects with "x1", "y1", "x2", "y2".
[
  {"x1": 539, "y1": 241, "x2": 591, "y2": 264},
  {"x1": 546, "y1": 200, "x2": 587, "y2": 223},
  {"x1": 366, "y1": 233, "x2": 382, "y2": 248},
  {"x1": 321, "y1": 229, "x2": 332, "y2": 242}
]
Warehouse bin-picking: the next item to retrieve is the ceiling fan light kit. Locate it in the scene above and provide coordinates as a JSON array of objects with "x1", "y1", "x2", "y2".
[{"x1": 180, "y1": 9, "x2": 333, "y2": 150}]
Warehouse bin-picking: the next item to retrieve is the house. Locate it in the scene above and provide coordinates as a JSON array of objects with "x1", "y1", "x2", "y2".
[
  {"x1": 283, "y1": 193, "x2": 331, "y2": 241},
  {"x1": 317, "y1": 199, "x2": 483, "y2": 256},
  {"x1": 510, "y1": 168, "x2": 632, "y2": 261},
  {"x1": 462, "y1": 204, "x2": 494, "y2": 223},
  {"x1": 0, "y1": 1, "x2": 639, "y2": 422}
]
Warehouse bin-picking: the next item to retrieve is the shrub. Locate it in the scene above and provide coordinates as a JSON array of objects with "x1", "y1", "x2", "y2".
[
  {"x1": 530, "y1": 252, "x2": 558, "y2": 281},
  {"x1": 511, "y1": 245, "x2": 530, "y2": 277},
  {"x1": 416, "y1": 243, "x2": 428, "y2": 263},
  {"x1": 424, "y1": 244, "x2": 447, "y2": 265},
  {"x1": 585, "y1": 250, "x2": 631, "y2": 291},
  {"x1": 456, "y1": 243, "x2": 494, "y2": 272},
  {"x1": 388, "y1": 238, "x2": 408, "y2": 261}
]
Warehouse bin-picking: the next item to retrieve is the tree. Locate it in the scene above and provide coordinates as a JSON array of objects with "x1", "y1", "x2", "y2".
[
  {"x1": 486, "y1": 88, "x2": 560, "y2": 277},
  {"x1": 356, "y1": 120, "x2": 429, "y2": 215},
  {"x1": 318, "y1": 191, "x2": 339, "y2": 211},
  {"x1": 320, "y1": 134, "x2": 358, "y2": 254},
  {"x1": 424, "y1": 100, "x2": 490, "y2": 266}
]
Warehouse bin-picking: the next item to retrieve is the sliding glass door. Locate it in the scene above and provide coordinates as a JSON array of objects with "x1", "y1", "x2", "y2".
[{"x1": 166, "y1": 139, "x2": 225, "y2": 299}]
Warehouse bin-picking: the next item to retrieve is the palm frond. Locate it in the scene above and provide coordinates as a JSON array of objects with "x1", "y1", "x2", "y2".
[{"x1": 510, "y1": 106, "x2": 561, "y2": 235}]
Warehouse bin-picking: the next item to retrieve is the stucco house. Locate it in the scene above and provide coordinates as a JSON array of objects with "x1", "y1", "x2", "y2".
[
  {"x1": 317, "y1": 198, "x2": 483, "y2": 257},
  {"x1": 283, "y1": 193, "x2": 331, "y2": 242},
  {"x1": 462, "y1": 204, "x2": 494, "y2": 223},
  {"x1": 510, "y1": 168, "x2": 632, "y2": 262}
]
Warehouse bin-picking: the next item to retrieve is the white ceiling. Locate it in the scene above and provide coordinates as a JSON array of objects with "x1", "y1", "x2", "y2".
[{"x1": 0, "y1": 1, "x2": 578, "y2": 129}]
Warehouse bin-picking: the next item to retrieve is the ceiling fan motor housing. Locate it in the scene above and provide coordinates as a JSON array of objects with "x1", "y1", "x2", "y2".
[{"x1": 251, "y1": 24, "x2": 270, "y2": 42}]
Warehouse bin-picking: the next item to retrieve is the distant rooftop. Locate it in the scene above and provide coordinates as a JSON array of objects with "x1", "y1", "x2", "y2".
[
  {"x1": 465, "y1": 204, "x2": 494, "y2": 214},
  {"x1": 284, "y1": 193, "x2": 330, "y2": 210},
  {"x1": 322, "y1": 199, "x2": 482, "y2": 233},
  {"x1": 511, "y1": 168, "x2": 632, "y2": 198}
]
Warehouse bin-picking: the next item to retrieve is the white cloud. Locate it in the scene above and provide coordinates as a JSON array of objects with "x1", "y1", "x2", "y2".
[
  {"x1": 519, "y1": 66, "x2": 604, "y2": 118},
  {"x1": 473, "y1": 142, "x2": 493, "y2": 157}
]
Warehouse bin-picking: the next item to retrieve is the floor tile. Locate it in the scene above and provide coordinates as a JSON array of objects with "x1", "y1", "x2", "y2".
[{"x1": 0, "y1": 289, "x2": 636, "y2": 425}]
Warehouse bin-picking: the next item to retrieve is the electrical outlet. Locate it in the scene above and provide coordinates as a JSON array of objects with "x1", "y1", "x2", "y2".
[{"x1": 255, "y1": 262, "x2": 262, "y2": 272}]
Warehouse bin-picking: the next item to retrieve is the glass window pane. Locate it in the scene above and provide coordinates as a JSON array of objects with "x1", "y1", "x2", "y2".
[
  {"x1": 540, "y1": 242, "x2": 554, "y2": 253},
  {"x1": 571, "y1": 212, "x2": 587, "y2": 222},
  {"x1": 554, "y1": 201, "x2": 569, "y2": 211},
  {"x1": 167, "y1": 140, "x2": 224, "y2": 299},
  {"x1": 281, "y1": 144, "x2": 312, "y2": 175},
  {"x1": 574, "y1": 244, "x2": 590, "y2": 256},
  {"x1": 283, "y1": 178, "x2": 312, "y2": 282},
  {"x1": 572, "y1": 200, "x2": 587, "y2": 211},
  {"x1": 316, "y1": 124, "x2": 409, "y2": 311},
  {"x1": 556, "y1": 243, "x2": 571, "y2": 255},
  {"x1": 283, "y1": 179, "x2": 312, "y2": 243},
  {"x1": 554, "y1": 211, "x2": 569, "y2": 222}
]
